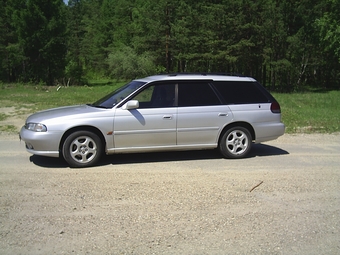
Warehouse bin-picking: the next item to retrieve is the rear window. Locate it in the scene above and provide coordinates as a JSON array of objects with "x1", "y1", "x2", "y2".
[{"x1": 213, "y1": 81, "x2": 270, "y2": 104}]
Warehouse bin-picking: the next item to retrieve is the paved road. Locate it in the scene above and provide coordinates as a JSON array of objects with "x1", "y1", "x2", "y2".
[{"x1": 0, "y1": 134, "x2": 339, "y2": 254}]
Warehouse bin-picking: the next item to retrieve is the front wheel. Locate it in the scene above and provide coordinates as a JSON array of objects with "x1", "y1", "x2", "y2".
[
  {"x1": 62, "y1": 131, "x2": 103, "y2": 168},
  {"x1": 219, "y1": 127, "x2": 252, "y2": 159}
]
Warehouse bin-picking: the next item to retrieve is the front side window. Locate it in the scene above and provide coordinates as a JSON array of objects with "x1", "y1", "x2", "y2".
[
  {"x1": 132, "y1": 83, "x2": 176, "y2": 108},
  {"x1": 178, "y1": 82, "x2": 221, "y2": 107}
]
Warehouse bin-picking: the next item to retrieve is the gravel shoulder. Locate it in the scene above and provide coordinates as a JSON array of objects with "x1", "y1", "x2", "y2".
[{"x1": 0, "y1": 133, "x2": 339, "y2": 255}]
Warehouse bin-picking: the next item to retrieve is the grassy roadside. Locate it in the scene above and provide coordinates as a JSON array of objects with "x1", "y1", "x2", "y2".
[
  {"x1": 0, "y1": 83, "x2": 339, "y2": 133},
  {"x1": 0, "y1": 82, "x2": 125, "y2": 111},
  {"x1": 273, "y1": 91, "x2": 339, "y2": 133}
]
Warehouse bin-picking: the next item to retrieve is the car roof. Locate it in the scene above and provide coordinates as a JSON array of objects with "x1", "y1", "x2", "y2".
[{"x1": 134, "y1": 73, "x2": 256, "y2": 83}]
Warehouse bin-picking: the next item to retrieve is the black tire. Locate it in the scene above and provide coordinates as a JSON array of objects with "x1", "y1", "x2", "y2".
[
  {"x1": 219, "y1": 126, "x2": 252, "y2": 159},
  {"x1": 62, "y1": 131, "x2": 103, "y2": 168}
]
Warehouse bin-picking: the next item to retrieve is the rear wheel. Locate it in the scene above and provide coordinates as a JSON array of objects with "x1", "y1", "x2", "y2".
[
  {"x1": 219, "y1": 126, "x2": 252, "y2": 159},
  {"x1": 62, "y1": 131, "x2": 103, "y2": 168}
]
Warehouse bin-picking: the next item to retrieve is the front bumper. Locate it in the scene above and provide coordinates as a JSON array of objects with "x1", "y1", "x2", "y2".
[{"x1": 19, "y1": 126, "x2": 62, "y2": 158}]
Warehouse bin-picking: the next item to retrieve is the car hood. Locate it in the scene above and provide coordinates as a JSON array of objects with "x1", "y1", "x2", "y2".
[{"x1": 26, "y1": 105, "x2": 107, "y2": 124}]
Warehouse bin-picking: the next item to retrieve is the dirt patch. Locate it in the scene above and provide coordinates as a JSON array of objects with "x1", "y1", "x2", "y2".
[{"x1": 0, "y1": 106, "x2": 33, "y2": 133}]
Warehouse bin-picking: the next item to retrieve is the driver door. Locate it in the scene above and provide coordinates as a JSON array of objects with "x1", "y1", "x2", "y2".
[{"x1": 113, "y1": 83, "x2": 177, "y2": 152}]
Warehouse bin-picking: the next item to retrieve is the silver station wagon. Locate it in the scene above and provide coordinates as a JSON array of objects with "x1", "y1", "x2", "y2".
[{"x1": 20, "y1": 74, "x2": 285, "y2": 167}]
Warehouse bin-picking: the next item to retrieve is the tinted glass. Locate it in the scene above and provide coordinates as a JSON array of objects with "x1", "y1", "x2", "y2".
[
  {"x1": 178, "y1": 82, "x2": 221, "y2": 107},
  {"x1": 133, "y1": 83, "x2": 176, "y2": 108},
  {"x1": 213, "y1": 81, "x2": 269, "y2": 104}
]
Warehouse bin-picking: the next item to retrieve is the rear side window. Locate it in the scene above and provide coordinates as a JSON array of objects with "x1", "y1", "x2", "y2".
[
  {"x1": 213, "y1": 81, "x2": 270, "y2": 104},
  {"x1": 178, "y1": 82, "x2": 221, "y2": 107}
]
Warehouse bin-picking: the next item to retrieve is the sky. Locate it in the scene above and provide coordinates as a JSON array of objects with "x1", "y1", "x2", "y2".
[{"x1": 63, "y1": 0, "x2": 68, "y2": 4}]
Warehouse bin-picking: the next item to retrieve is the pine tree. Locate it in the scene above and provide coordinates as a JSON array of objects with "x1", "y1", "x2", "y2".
[
  {"x1": 65, "y1": 0, "x2": 86, "y2": 84},
  {"x1": 15, "y1": 0, "x2": 67, "y2": 85},
  {"x1": 0, "y1": 0, "x2": 25, "y2": 82}
]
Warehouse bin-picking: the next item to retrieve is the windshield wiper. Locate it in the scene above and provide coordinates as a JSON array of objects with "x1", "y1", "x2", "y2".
[{"x1": 86, "y1": 104, "x2": 110, "y2": 109}]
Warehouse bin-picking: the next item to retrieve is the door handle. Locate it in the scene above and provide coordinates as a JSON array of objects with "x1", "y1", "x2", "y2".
[
  {"x1": 163, "y1": 115, "x2": 172, "y2": 120},
  {"x1": 218, "y1": 113, "x2": 229, "y2": 117}
]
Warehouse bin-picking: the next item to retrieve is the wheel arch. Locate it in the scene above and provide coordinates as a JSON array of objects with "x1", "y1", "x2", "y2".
[
  {"x1": 59, "y1": 126, "x2": 106, "y2": 155},
  {"x1": 219, "y1": 122, "x2": 255, "y2": 145}
]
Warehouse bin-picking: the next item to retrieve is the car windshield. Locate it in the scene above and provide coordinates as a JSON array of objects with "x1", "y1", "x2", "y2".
[{"x1": 90, "y1": 81, "x2": 146, "y2": 108}]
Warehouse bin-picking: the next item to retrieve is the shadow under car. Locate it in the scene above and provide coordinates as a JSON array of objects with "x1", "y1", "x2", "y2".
[{"x1": 29, "y1": 143, "x2": 289, "y2": 168}]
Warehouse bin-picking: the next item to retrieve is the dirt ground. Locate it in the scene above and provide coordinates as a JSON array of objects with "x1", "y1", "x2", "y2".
[
  {"x1": 0, "y1": 105, "x2": 339, "y2": 255},
  {"x1": 0, "y1": 132, "x2": 339, "y2": 255}
]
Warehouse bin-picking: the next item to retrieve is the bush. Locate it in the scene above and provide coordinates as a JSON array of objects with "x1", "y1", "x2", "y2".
[{"x1": 107, "y1": 46, "x2": 158, "y2": 79}]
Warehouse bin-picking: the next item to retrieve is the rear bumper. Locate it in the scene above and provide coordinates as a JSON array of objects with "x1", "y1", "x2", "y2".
[{"x1": 253, "y1": 122, "x2": 285, "y2": 143}]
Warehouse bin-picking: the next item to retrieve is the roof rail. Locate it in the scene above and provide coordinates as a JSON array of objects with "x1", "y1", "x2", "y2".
[{"x1": 163, "y1": 72, "x2": 246, "y2": 77}]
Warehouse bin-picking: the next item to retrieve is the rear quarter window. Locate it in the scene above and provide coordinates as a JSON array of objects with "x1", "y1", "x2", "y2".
[{"x1": 213, "y1": 81, "x2": 270, "y2": 104}]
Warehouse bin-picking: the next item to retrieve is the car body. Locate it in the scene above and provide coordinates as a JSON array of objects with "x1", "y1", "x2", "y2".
[{"x1": 20, "y1": 73, "x2": 285, "y2": 167}]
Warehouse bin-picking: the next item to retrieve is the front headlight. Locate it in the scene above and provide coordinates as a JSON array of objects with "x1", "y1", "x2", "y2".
[{"x1": 25, "y1": 123, "x2": 47, "y2": 132}]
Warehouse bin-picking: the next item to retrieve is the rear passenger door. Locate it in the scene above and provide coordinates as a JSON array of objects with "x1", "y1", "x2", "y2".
[{"x1": 176, "y1": 81, "x2": 233, "y2": 146}]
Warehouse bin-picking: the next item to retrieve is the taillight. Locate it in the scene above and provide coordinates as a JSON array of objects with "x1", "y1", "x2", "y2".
[{"x1": 270, "y1": 101, "x2": 281, "y2": 113}]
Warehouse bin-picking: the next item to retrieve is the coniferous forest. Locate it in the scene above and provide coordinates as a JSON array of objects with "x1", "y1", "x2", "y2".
[{"x1": 0, "y1": 0, "x2": 339, "y2": 91}]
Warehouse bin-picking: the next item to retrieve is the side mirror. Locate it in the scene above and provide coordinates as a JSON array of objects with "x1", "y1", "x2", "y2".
[{"x1": 122, "y1": 100, "x2": 139, "y2": 110}]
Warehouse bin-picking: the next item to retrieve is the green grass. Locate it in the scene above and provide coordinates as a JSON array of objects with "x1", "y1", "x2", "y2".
[
  {"x1": 273, "y1": 91, "x2": 340, "y2": 133},
  {"x1": 0, "y1": 124, "x2": 17, "y2": 133},
  {"x1": 0, "y1": 82, "x2": 125, "y2": 111},
  {"x1": 0, "y1": 113, "x2": 7, "y2": 121},
  {"x1": 0, "y1": 83, "x2": 339, "y2": 134}
]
